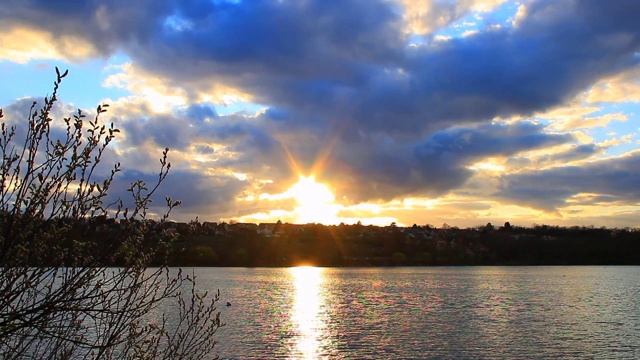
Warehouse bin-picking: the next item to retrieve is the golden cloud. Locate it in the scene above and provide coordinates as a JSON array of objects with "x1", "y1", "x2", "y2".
[
  {"x1": 0, "y1": 26, "x2": 97, "y2": 63},
  {"x1": 586, "y1": 67, "x2": 640, "y2": 103},
  {"x1": 398, "y1": 0, "x2": 506, "y2": 35}
]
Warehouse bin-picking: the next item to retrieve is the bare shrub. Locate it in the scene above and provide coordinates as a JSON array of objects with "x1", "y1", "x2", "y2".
[{"x1": 0, "y1": 68, "x2": 222, "y2": 359}]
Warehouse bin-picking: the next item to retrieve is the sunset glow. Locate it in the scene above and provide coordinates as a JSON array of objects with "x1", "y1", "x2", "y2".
[{"x1": 2, "y1": 1, "x2": 640, "y2": 228}]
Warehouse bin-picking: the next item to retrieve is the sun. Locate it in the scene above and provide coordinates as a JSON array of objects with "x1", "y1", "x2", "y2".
[
  {"x1": 288, "y1": 175, "x2": 338, "y2": 224},
  {"x1": 289, "y1": 176, "x2": 334, "y2": 206}
]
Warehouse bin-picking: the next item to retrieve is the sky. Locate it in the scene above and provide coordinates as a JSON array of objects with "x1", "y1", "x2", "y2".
[{"x1": 1, "y1": 0, "x2": 640, "y2": 228}]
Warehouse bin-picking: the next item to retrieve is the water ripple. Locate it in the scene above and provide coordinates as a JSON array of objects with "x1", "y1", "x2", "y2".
[{"x1": 199, "y1": 266, "x2": 640, "y2": 359}]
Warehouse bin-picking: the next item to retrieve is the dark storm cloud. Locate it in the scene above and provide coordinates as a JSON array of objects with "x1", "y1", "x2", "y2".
[
  {"x1": 549, "y1": 144, "x2": 602, "y2": 164},
  {"x1": 409, "y1": 121, "x2": 573, "y2": 186},
  {"x1": 3, "y1": 0, "x2": 640, "y2": 206},
  {"x1": 415, "y1": 122, "x2": 572, "y2": 159},
  {"x1": 122, "y1": 0, "x2": 640, "y2": 135},
  {"x1": 4, "y1": 0, "x2": 639, "y2": 130},
  {"x1": 206, "y1": 122, "x2": 276, "y2": 154},
  {"x1": 506, "y1": 143, "x2": 604, "y2": 169},
  {"x1": 185, "y1": 104, "x2": 217, "y2": 121},
  {"x1": 325, "y1": 121, "x2": 573, "y2": 202},
  {"x1": 263, "y1": 108, "x2": 290, "y2": 122},
  {"x1": 106, "y1": 168, "x2": 248, "y2": 218},
  {"x1": 162, "y1": 0, "x2": 403, "y2": 72},
  {"x1": 120, "y1": 114, "x2": 196, "y2": 150},
  {"x1": 497, "y1": 152, "x2": 640, "y2": 211},
  {"x1": 194, "y1": 144, "x2": 215, "y2": 155},
  {"x1": 0, "y1": 0, "x2": 174, "y2": 55},
  {"x1": 370, "y1": 0, "x2": 640, "y2": 133},
  {"x1": 117, "y1": 109, "x2": 277, "y2": 158}
]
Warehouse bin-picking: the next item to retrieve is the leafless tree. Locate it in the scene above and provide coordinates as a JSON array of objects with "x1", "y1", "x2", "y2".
[{"x1": 0, "y1": 68, "x2": 222, "y2": 359}]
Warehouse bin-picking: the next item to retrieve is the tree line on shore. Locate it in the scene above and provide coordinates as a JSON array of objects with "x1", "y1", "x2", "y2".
[
  {"x1": 144, "y1": 221, "x2": 640, "y2": 266},
  {"x1": 61, "y1": 218, "x2": 640, "y2": 267}
]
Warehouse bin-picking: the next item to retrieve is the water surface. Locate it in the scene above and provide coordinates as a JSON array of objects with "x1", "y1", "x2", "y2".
[{"x1": 197, "y1": 266, "x2": 640, "y2": 359}]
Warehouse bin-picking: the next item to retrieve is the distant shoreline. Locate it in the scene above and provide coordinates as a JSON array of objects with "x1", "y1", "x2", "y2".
[{"x1": 164, "y1": 222, "x2": 640, "y2": 267}]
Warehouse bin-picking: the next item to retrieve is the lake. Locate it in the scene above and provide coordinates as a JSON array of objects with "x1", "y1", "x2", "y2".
[{"x1": 194, "y1": 266, "x2": 640, "y2": 359}]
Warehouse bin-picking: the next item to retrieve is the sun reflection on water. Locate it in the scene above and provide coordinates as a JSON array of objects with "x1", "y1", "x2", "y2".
[{"x1": 290, "y1": 266, "x2": 326, "y2": 359}]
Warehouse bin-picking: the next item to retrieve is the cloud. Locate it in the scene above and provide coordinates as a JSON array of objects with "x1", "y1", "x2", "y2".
[
  {"x1": 1, "y1": 0, "x2": 176, "y2": 58},
  {"x1": 0, "y1": 26, "x2": 97, "y2": 63},
  {"x1": 586, "y1": 67, "x2": 640, "y2": 104},
  {"x1": 565, "y1": 113, "x2": 627, "y2": 131},
  {"x1": 105, "y1": 168, "x2": 249, "y2": 221},
  {"x1": 102, "y1": 63, "x2": 188, "y2": 113},
  {"x1": 2, "y1": 0, "x2": 640, "y2": 225},
  {"x1": 4, "y1": 1, "x2": 640, "y2": 135},
  {"x1": 185, "y1": 104, "x2": 217, "y2": 121},
  {"x1": 541, "y1": 143, "x2": 605, "y2": 167},
  {"x1": 497, "y1": 151, "x2": 640, "y2": 211},
  {"x1": 318, "y1": 121, "x2": 573, "y2": 204},
  {"x1": 395, "y1": 0, "x2": 640, "y2": 130},
  {"x1": 398, "y1": 0, "x2": 507, "y2": 35}
]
